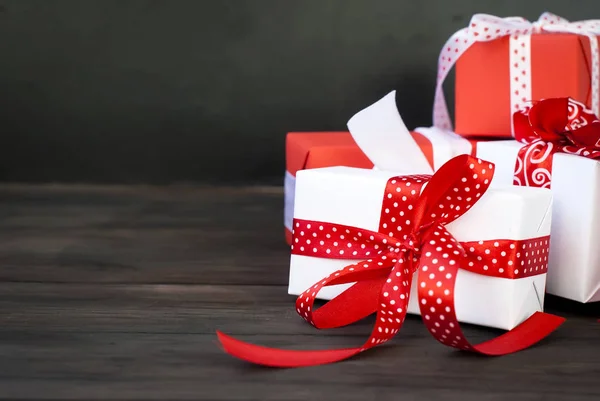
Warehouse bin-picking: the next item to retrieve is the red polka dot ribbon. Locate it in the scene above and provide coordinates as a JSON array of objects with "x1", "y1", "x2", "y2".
[
  {"x1": 216, "y1": 155, "x2": 565, "y2": 367},
  {"x1": 513, "y1": 97, "x2": 600, "y2": 188},
  {"x1": 433, "y1": 12, "x2": 600, "y2": 134}
]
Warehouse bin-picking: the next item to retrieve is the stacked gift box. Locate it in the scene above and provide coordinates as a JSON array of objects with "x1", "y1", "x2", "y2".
[{"x1": 218, "y1": 12, "x2": 600, "y2": 368}]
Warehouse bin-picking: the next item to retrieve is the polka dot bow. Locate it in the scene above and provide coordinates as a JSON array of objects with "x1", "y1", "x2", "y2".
[{"x1": 217, "y1": 155, "x2": 565, "y2": 368}]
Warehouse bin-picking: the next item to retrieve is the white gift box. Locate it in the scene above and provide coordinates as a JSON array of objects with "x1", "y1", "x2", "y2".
[
  {"x1": 477, "y1": 140, "x2": 600, "y2": 303},
  {"x1": 288, "y1": 166, "x2": 553, "y2": 331}
]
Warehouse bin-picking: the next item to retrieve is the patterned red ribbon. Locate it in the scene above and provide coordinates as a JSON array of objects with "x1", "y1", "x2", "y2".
[
  {"x1": 217, "y1": 155, "x2": 565, "y2": 367},
  {"x1": 513, "y1": 97, "x2": 600, "y2": 188}
]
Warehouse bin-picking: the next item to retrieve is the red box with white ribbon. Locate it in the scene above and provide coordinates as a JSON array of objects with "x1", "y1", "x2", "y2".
[{"x1": 432, "y1": 12, "x2": 600, "y2": 138}]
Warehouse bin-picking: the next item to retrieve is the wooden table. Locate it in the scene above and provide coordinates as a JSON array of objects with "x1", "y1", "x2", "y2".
[{"x1": 0, "y1": 184, "x2": 599, "y2": 400}]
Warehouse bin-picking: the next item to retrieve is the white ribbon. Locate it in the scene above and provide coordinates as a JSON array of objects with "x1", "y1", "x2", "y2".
[
  {"x1": 347, "y1": 90, "x2": 472, "y2": 174},
  {"x1": 433, "y1": 12, "x2": 600, "y2": 135},
  {"x1": 347, "y1": 91, "x2": 433, "y2": 173}
]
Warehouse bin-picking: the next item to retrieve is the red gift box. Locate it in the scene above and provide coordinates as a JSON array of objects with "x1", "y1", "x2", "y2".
[{"x1": 432, "y1": 12, "x2": 600, "y2": 138}]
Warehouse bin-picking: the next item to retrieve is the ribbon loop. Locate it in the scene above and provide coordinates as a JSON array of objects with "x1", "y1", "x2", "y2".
[
  {"x1": 412, "y1": 154, "x2": 495, "y2": 230},
  {"x1": 298, "y1": 253, "x2": 393, "y2": 329},
  {"x1": 466, "y1": 14, "x2": 531, "y2": 42}
]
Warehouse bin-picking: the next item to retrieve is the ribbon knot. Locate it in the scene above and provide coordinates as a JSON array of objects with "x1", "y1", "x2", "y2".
[
  {"x1": 396, "y1": 230, "x2": 423, "y2": 274},
  {"x1": 530, "y1": 21, "x2": 544, "y2": 34},
  {"x1": 402, "y1": 232, "x2": 420, "y2": 253}
]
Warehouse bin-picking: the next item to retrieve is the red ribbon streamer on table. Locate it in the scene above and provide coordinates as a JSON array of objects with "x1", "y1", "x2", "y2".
[
  {"x1": 513, "y1": 97, "x2": 600, "y2": 188},
  {"x1": 217, "y1": 155, "x2": 565, "y2": 367}
]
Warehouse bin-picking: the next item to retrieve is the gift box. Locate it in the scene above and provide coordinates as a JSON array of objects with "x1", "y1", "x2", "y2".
[
  {"x1": 475, "y1": 98, "x2": 600, "y2": 303},
  {"x1": 432, "y1": 12, "x2": 600, "y2": 138},
  {"x1": 288, "y1": 163, "x2": 552, "y2": 331}
]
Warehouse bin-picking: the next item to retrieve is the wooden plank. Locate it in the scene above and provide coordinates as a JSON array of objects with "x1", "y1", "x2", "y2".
[
  {"x1": 0, "y1": 185, "x2": 290, "y2": 285},
  {"x1": 1, "y1": 331, "x2": 599, "y2": 401},
  {"x1": 0, "y1": 283, "x2": 599, "y2": 400},
  {"x1": 0, "y1": 283, "x2": 323, "y2": 336},
  {"x1": 0, "y1": 282, "x2": 596, "y2": 335}
]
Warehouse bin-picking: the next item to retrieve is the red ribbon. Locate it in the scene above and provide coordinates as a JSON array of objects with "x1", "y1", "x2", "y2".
[
  {"x1": 217, "y1": 155, "x2": 565, "y2": 367},
  {"x1": 513, "y1": 97, "x2": 600, "y2": 188}
]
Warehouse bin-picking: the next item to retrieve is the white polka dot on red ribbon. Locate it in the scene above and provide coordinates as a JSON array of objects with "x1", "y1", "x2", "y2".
[{"x1": 417, "y1": 224, "x2": 471, "y2": 349}]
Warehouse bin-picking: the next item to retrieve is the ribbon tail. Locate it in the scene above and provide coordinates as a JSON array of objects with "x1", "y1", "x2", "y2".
[
  {"x1": 217, "y1": 254, "x2": 414, "y2": 368},
  {"x1": 468, "y1": 312, "x2": 565, "y2": 355},
  {"x1": 216, "y1": 331, "x2": 362, "y2": 367},
  {"x1": 416, "y1": 225, "x2": 564, "y2": 356}
]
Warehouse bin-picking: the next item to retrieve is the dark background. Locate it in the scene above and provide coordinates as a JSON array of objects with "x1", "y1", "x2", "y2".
[{"x1": 1, "y1": 0, "x2": 599, "y2": 185}]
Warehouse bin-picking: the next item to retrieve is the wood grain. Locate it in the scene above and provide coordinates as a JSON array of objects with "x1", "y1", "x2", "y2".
[
  {"x1": 0, "y1": 185, "x2": 289, "y2": 285},
  {"x1": 0, "y1": 185, "x2": 599, "y2": 400}
]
